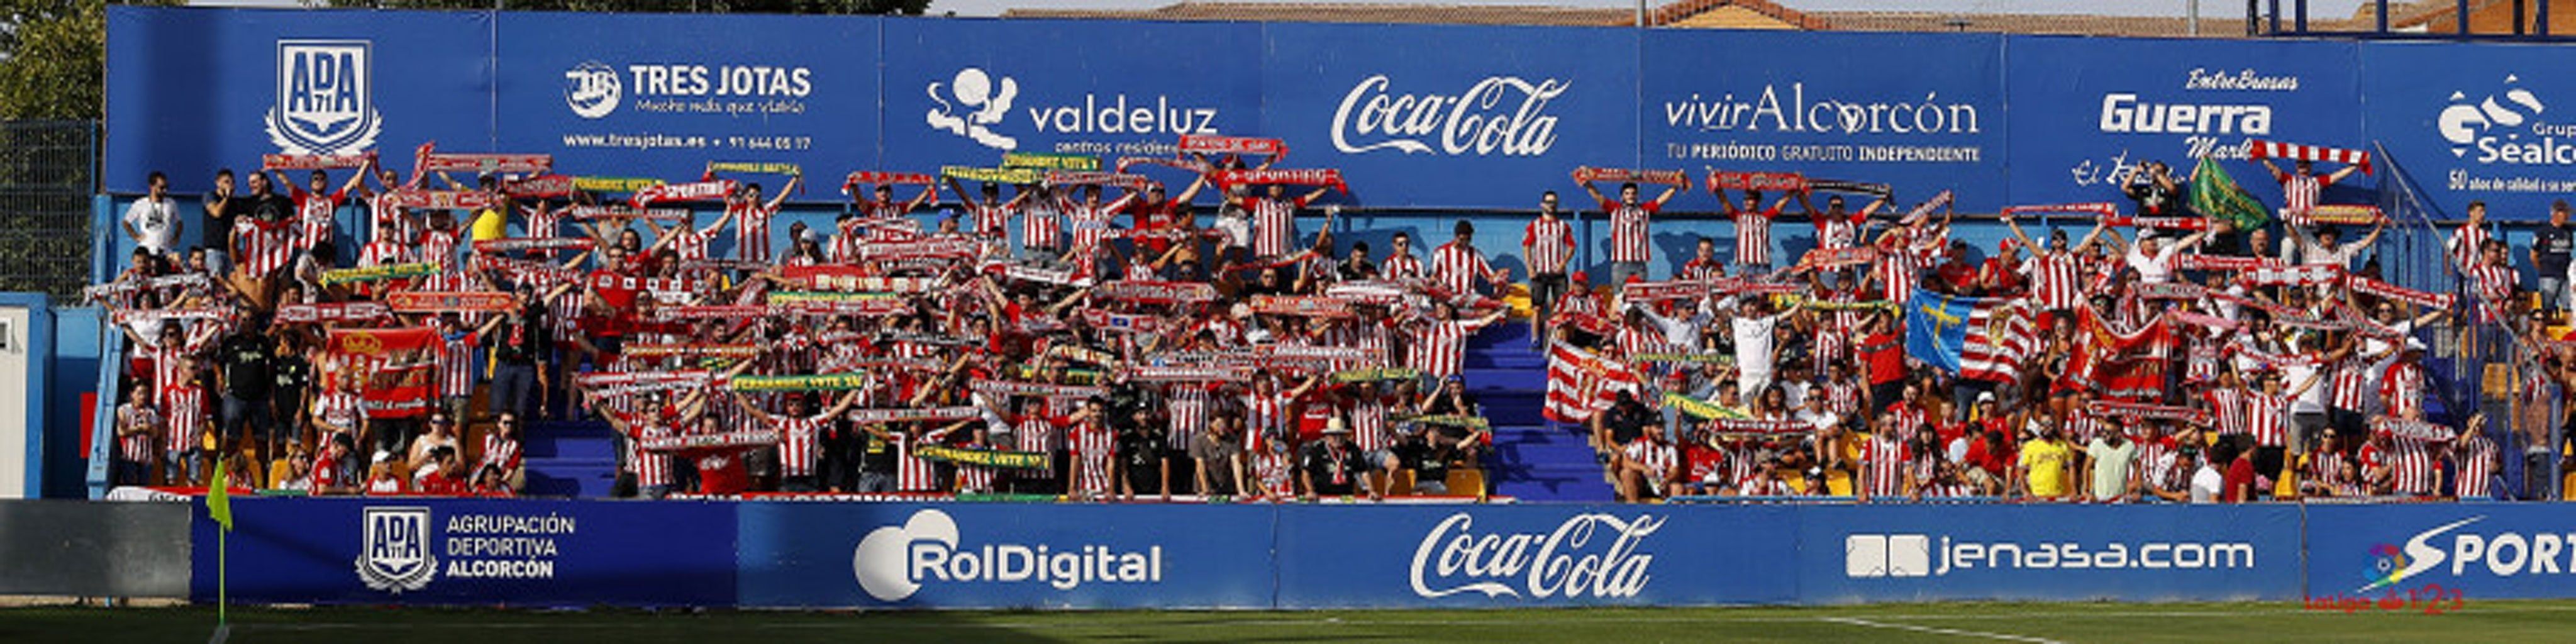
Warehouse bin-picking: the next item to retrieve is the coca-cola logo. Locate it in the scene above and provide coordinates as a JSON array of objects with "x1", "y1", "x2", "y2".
[
  {"x1": 1332, "y1": 75, "x2": 1567, "y2": 157},
  {"x1": 1408, "y1": 513, "x2": 1660, "y2": 599}
]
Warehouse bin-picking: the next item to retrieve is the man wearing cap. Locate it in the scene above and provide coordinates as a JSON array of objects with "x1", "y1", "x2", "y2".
[{"x1": 1301, "y1": 418, "x2": 1372, "y2": 499}]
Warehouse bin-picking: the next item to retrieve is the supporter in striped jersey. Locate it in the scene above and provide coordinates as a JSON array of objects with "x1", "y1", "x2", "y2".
[
  {"x1": 734, "y1": 392, "x2": 859, "y2": 492},
  {"x1": 2261, "y1": 158, "x2": 2360, "y2": 223},
  {"x1": 2453, "y1": 413, "x2": 2500, "y2": 500},
  {"x1": 1578, "y1": 179, "x2": 1680, "y2": 287},
  {"x1": 1713, "y1": 187, "x2": 1794, "y2": 272},
  {"x1": 1615, "y1": 421, "x2": 1679, "y2": 502},
  {"x1": 1799, "y1": 192, "x2": 1885, "y2": 252},
  {"x1": 1524, "y1": 192, "x2": 1577, "y2": 346}
]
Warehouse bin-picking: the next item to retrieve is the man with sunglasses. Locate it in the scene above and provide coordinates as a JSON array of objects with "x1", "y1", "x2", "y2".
[{"x1": 1523, "y1": 191, "x2": 1576, "y2": 348}]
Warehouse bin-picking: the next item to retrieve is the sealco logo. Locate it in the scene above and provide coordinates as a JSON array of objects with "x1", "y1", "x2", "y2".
[
  {"x1": 564, "y1": 61, "x2": 621, "y2": 119},
  {"x1": 925, "y1": 68, "x2": 1221, "y2": 152},
  {"x1": 852, "y1": 509, "x2": 1165, "y2": 602},
  {"x1": 1845, "y1": 533, "x2": 2255, "y2": 578},
  {"x1": 1408, "y1": 513, "x2": 1659, "y2": 599},
  {"x1": 265, "y1": 39, "x2": 382, "y2": 155},
  {"x1": 2437, "y1": 75, "x2": 2576, "y2": 164},
  {"x1": 2362, "y1": 515, "x2": 2576, "y2": 592},
  {"x1": 1333, "y1": 75, "x2": 1567, "y2": 157},
  {"x1": 355, "y1": 506, "x2": 436, "y2": 594}
]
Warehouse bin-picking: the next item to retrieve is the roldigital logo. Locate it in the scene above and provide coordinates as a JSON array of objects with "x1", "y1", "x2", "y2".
[
  {"x1": 2357, "y1": 516, "x2": 2576, "y2": 593},
  {"x1": 562, "y1": 61, "x2": 813, "y2": 119},
  {"x1": 2437, "y1": 74, "x2": 2576, "y2": 165},
  {"x1": 852, "y1": 509, "x2": 1164, "y2": 602},
  {"x1": 1408, "y1": 513, "x2": 1660, "y2": 600},
  {"x1": 1332, "y1": 75, "x2": 1567, "y2": 157},
  {"x1": 1845, "y1": 533, "x2": 2255, "y2": 579},
  {"x1": 924, "y1": 67, "x2": 1221, "y2": 153}
]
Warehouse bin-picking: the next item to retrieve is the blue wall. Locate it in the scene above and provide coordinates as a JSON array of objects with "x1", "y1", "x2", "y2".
[
  {"x1": 186, "y1": 499, "x2": 2576, "y2": 609},
  {"x1": 105, "y1": 6, "x2": 2576, "y2": 221}
]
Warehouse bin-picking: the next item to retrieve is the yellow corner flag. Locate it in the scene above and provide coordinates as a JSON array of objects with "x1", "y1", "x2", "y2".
[{"x1": 208, "y1": 458, "x2": 234, "y2": 532}]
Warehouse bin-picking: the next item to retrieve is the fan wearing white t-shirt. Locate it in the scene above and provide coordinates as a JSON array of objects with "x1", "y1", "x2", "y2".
[{"x1": 1729, "y1": 297, "x2": 1802, "y2": 398}]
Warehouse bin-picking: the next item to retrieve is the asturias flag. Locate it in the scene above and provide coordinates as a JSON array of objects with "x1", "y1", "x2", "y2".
[{"x1": 1904, "y1": 289, "x2": 1975, "y2": 375}]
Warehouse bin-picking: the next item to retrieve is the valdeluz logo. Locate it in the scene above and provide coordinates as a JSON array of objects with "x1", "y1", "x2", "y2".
[
  {"x1": 266, "y1": 40, "x2": 382, "y2": 155},
  {"x1": 563, "y1": 61, "x2": 622, "y2": 119},
  {"x1": 1408, "y1": 513, "x2": 1658, "y2": 599},
  {"x1": 926, "y1": 67, "x2": 1221, "y2": 152},
  {"x1": 2438, "y1": 75, "x2": 2574, "y2": 164},
  {"x1": 1333, "y1": 75, "x2": 1567, "y2": 157},
  {"x1": 853, "y1": 509, "x2": 1165, "y2": 602},
  {"x1": 356, "y1": 506, "x2": 436, "y2": 593},
  {"x1": 2362, "y1": 516, "x2": 2576, "y2": 592},
  {"x1": 1845, "y1": 533, "x2": 2255, "y2": 579},
  {"x1": 352, "y1": 506, "x2": 577, "y2": 594}
]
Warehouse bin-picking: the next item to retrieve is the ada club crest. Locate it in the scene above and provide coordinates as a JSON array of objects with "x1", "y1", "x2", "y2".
[
  {"x1": 355, "y1": 506, "x2": 436, "y2": 594},
  {"x1": 265, "y1": 39, "x2": 384, "y2": 155}
]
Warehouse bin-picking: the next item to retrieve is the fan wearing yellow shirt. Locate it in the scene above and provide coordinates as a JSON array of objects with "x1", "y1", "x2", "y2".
[
  {"x1": 2014, "y1": 425, "x2": 2075, "y2": 501},
  {"x1": 468, "y1": 174, "x2": 509, "y2": 243}
]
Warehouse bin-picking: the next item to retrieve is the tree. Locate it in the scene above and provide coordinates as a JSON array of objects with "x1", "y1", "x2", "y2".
[{"x1": 1, "y1": 1, "x2": 185, "y2": 121}]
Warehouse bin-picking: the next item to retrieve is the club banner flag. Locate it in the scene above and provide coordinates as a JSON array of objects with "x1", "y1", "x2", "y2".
[
  {"x1": 781, "y1": 265, "x2": 940, "y2": 292},
  {"x1": 2175, "y1": 254, "x2": 2278, "y2": 272},
  {"x1": 2104, "y1": 216, "x2": 2210, "y2": 231},
  {"x1": 841, "y1": 172, "x2": 938, "y2": 196},
  {"x1": 1572, "y1": 167, "x2": 1690, "y2": 188},
  {"x1": 1904, "y1": 289, "x2": 1984, "y2": 375},
  {"x1": 1900, "y1": 190, "x2": 1955, "y2": 225},
  {"x1": 1545, "y1": 340, "x2": 1639, "y2": 424},
  {"x1": 109, "y1": 308, "x2": 229, "y2": 326},
  {"x1": 706, "y1": 162, "x2": 802, "y2": 177},
  {"x1": 275, "y1": 302, "x2": 392, "y2": 325},
  {"x1": 641, "y1": 430, "x2": 782, "y2": 453},
  {"x1": 414, "y1": 150, "x2": 553, "y2": 177},
  {"x1": 2003, "y1": 203, "x2": 2119, "y2": 218},
  {"x1": 2372, "y1": 417, "x2": 2457, "y2": 442},
  {"x1": 844, "y1": 406, "x2": 983, "y2": 425},
  {"x1": 1622, "y1": 280, "x2": 1709, "y2": 303},
  {"x1": 573, "y1": 176, "x2": 664, "y2": 193},
  {"x1": 319, "y1": 262, "x2": 438, "y2": 287},
  {"x1": 1662, "y1": 393, "x2": 1746, "y2": 421},
  {"x1": 1807, "y1": 179, "x2": 1893, "y2": 197},
  {"x1": 2087, "y1": 400, "x2": 2214, "y2": 426},
  {"x1": 1250, "y1": 294, "x2": 1354, "y2": 318},
  {"x1": 326, "y1": 328, "x2": 439, "y2": 418},
  {"x1": 387, "y1": 291, "x2": 514, "y2": 313},
  {"x1": 622, "y1": 344, "x2": 763, "y2": 360},
  {"x1": 940, "y1": 166, "x2": 1044, "y2": 185},
  {"x1": 1116, "y1": 156, "x2": 1216, "y2": 175},
  {"x1": 1212, "y1": 169, "x2": 1345, "y2": 191},
  {"x1": 382, "y1": 189, "x2": 496, "y2": 211},
  {"x1": 1399, "y1": 414, "x2": 1491, "y2": 431},
  {"x1": 631, "y1": 180, "x2": 738, "y2": 206},
  {"x1": 2133, "y1": 282, "x2": 2208, "y2": 300},
  {"x1": 1002, "y1": 152, "x2": 1101, "y2": 172},
  {"x1": 1124, "y1": 365, "x2": 1255, "y2": 382},
  {"x1": 2346, "y1": 275, "x2": 2457, "y2": 309},
  {"x1": 2240, "y1": 264, "x2": 2345, "y2": 287},
  {"x1": 2189, "y1": 156, "x2": 2271, "y2": 231},
  {"x1": 914, "y1": 445, "x2": 1052, "y2": 470},
  {"x1": 730, "y1": 373, "x2": 869, "y2": 392},
  {"x1": 1097, "y1": 280, "x2": 1218, "y2": 304},
  {"x1": 2301, "y1": 204, "x2": 2385, "y2": 226},
  {"x1": 567, "y1": 204, "x2": 689, "y2": 222},
  {"x1": 1800, "y1": 247, "x2": 1878, "y2": 269},
  {"x1": 1045, "y1": 170, "x2": 1152, "y2": 189},
  {"x1": 1330, "y1": 367, "x2": 1421, "y2": 384},
  {"x1": 502, "y1": 174, "x2": 576, "y2": 199},
  {"x1": 2250, "y1": 140, "x2": 2371, "y2": 175},
  {"x1": 1704, "y1": 170, "x2": 1805, "y2": 192},
  {"x1": 2072, "y1": 308, "x2": 2177, "y2": 401},
  {"x1": 262, "y1": 152, "x2": 375, "y2": 170},
  {"x1": 1631, "y1": 353, "x2": 1734, "y2": 365},
  {"x1": 1179, "y1": 135, "x2": 1287, "y2": 158},
  {"x1": 970, "y1": 379, "x2": 1108, "y2": 399},
  {"x1": 473, "y1": 237, "x2": 594, "y2": 254}
]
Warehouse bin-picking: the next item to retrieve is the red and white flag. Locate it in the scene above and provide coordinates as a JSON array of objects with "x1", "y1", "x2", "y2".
[{"x1": 1545, "y1": 340, "x2": 1639, "y2": 424}]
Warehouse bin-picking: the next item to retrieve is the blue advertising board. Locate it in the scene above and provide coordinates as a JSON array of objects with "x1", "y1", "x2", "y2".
[
  {"x1": 1796, "y1": 504, "x2": 2302, "y2": 603},
  {"x1": 492, "y1": 12, "x2": 881, "y2": 186},
  {"x1": 2305, "y1": 503, "x2": 2576, "y2": 601},
  {"x1": 2002, "y1": 36, "x2": 2367, "y2": 218},
  {"x1": 106, "y1": 8, "x2": 496, "y2": 194},
  {"x1": 1257, "y1": 23, "x2": 1641, "y2": 211},
  {"x1": 190, "y1": 498, "x2": 736, "y2": 606},
  {"x1": 1272, "y1": 504, "x2": 1799, "y2": 608},
  {"x1": 735, "y1": 502, "x2": 1277, "y2": 609},
  {"x1": 878, "y1": 18, "x2": 1263, "y2": 199},
  {"x1": 2359, "y1": 41, "x2": 2576, "y2": 221},
  {"x1": 1641, "y1": 31, "x2": 2006, "y2": 216}
]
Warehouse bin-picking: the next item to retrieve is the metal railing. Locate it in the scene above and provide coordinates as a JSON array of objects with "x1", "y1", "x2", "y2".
[{"x1": 0, "y1": 120, "x2": 98, "y2": 301}]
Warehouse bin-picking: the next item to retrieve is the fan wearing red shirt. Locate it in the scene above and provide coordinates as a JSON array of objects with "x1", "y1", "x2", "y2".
[
  {"x1": 279, "y1": 167, "x2": 366, "y2": 257},
  {"x1": 1578, "y1": 179, "x2": 1679, "y2": 287},
  {"x1": 1855, "y1": 314, "x2": 1907, "y2": 413},
  {"x1": 1229, "y1": 182, "x2": 1331, "y2": 259},
  {"x1": 1679, "y1": 238, "x2": 1726, "y2": 282},
  {"x1": 1124, "y1": 177, "x2": 1209, "y2": 263},
  {"x1": 1798, "y1": 192, "x2": 1885, "y2": 251}
]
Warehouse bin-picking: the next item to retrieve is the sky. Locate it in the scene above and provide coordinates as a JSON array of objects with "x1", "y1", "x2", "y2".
[{"x1": 184, "y1": 0, "x2": 2378, "y2": 19}]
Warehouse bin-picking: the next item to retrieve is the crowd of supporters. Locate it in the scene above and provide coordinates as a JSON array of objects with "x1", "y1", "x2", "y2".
[
  {"x1": 1584, "y1": 157, "x2": 2563, "y2": 503},
  {"x1": 99, "y1": 149, "x2": 1517, "y2": 501},
  {"x1": 91, "y1": 141, "x2": 2572, "y2": 504}
]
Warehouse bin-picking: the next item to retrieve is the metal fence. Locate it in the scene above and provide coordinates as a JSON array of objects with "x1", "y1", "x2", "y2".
[{"x1": 0, "y1": 120, "x2": 96, "y2": 301}]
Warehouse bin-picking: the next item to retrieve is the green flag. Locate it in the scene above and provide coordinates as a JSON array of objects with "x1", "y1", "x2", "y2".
[
  {"x1": 208, "y1": 458, "x2": 233, "y2": 533},
  {"x1": 2189, "y1": 156, "x2": 2268, "y2": 231}
]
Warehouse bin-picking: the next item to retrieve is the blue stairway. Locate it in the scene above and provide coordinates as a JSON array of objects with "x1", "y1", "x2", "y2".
[
  {"x1": 1467, "y1": 324, "x2": 1616, "y2": 502},
  {"x1": 523, "y1": 419, "x2": 621, "y2": 497}
]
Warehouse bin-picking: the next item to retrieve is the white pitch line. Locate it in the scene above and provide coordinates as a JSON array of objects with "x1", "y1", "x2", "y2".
[{"x1": 1819, "y1": 616, "x2": 2065, "y2": 643}]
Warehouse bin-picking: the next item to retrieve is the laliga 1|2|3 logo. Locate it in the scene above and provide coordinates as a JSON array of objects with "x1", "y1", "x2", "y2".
[
  {"x1": 852, "y1": 509, "x2": 1164, "y2": 602},
  {"x1": 266, "y1": 40, "x2": 383, "y2": 156},
  {"x1": 564, "y1": 61, "x2": 622, "y2": 119},
  {"x1": 356, "y1": 506, "x2": 437, "y2": 594}
]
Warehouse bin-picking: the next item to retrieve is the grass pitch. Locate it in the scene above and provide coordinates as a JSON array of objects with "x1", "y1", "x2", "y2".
[{"x1": 5, "y1": 600, "x2": 2569, "y2": 643}]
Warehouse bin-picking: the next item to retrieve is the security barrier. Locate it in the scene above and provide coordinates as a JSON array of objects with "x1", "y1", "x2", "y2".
[
  {"x1": 179, "y1": 499, "x2": 2571, "y2": 608},
  {"x1": 106, "y1": 6, "x2": 2576, "y2": 220}
]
